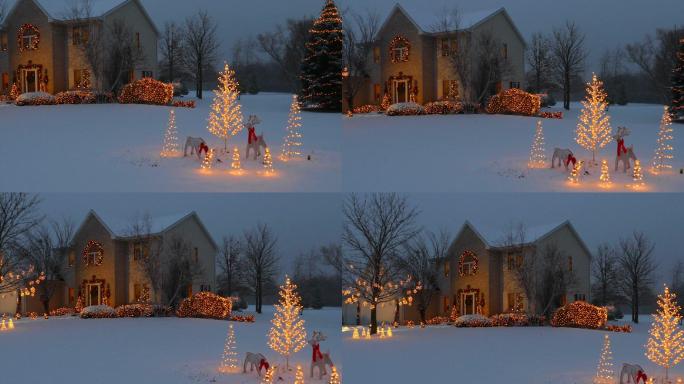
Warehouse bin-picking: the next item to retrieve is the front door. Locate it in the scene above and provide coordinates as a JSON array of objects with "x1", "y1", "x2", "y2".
[
  {"x1": 392, "y1": 79, "x2": 409, "y2": 103},
  {"x1": 87, "y1": 283, "x2": 101, "y2": 306},
  {"x1": 461, "y1": 292, "x2": 476, "y2": 315},
  {"x1": 22, "y1": 68, "x2": 38, "y2": 93}
]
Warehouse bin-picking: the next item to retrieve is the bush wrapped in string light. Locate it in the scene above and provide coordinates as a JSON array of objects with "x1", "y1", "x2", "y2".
[
  {"x1": 424, "y1": 100, "x2": 464, "y2": 115},
  {"x1": 55, "y1": 90, "x2": 96, "y2": 105},
  {"x1": 551, "y1": 301, "x2": 607, "y2": 329},
  {"x1": 115, "y1": 304, "x2": 154, "y2": 318},
  {"x1": 352, "y1": 105, "x2": 382, "y2": 114},
  {"x1": 176, "y1": 292, "x2": 232, "y2": 320},
  {"x1": 486, "y1": 88, "x2": 541, "y2": 116},
  {"x1": 118, "y1": 78, "x2": 174, "y2": 105}
]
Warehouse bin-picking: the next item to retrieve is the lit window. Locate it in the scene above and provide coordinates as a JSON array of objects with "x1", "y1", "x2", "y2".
[
  {"x1": 440, "y1": 38, "x2": 450, "y2": 57},
  {"x1": 72, "y1": 25, "x2": 89, "y2": 45},
  {"x1": 373, "y1": 47, "x2": 380, "y2": 63},
  {"x1": 389, "y1": 36, "x2": 410, "y2": 63},
  {"x1": 0, "y1": 33, "x2": 7, "y2": 51},
  {"x1": 459, "y1": 250, "x2": 478, "y2": 276}
]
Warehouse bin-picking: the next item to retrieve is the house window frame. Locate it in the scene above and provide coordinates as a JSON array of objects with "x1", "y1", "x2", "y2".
[
  {"x1": 72, "y1": 25, "x2": 89, "y2": 46},
  {"x1": 389, "y1": 35, "x2": 410, "y2": 63}
]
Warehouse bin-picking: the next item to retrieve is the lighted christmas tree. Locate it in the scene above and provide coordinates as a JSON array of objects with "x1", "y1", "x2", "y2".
[
  {"x1": 9, "y1": 82, "x2": 19, "y2": 101},
  {"x1": 528, "y1": 120, "x2": 547, "y2": 168},
  {"x1": 651, "y1": 106, "x2": 674, "y2": 174},
  {"x1": 600, "y1": 159, "x2": 611, "y2": 186},
  {"x1": 300, "y1": 0, "x2": 344, "y2": 111},
  {"x1": 161, "y1": 109, "x2": 180, "y2": 158},
  {"x1": 576, "y1": 74, "x2": 612, "y2": 164},
  {"x1": 75, "y1": 295, "x2": 83, "y2": 313},
  {"x1": 201, "y1": 148, "x2": 215, "y2": 171},
  {"x1": 208, "y1": 63, "x2": 244, "y2": 151},
  {"x1": 262, "y1": 148, "x2": 275, "y2": 175},
  {"x1": 294, "y1": 365, "x2": 305, "y2": 384},
  {"x1": 568, "y1": 161, "x2": 583, "y2": 184},
  {"x1": 231, "y1": 147, "x2": 242, "y2": 171},
  {"x1": 328, "y1": 366, "x2": 341, "y2": 384},
  {"x1": 594, "y1": 334, "x2": 615, "y2": 384},
  {"x1": 280, "y1": 95, "x2": 304, "y2": 161},
  {"x1": 381, "y1": 93, "x2": 391, "y2": 111},
  {"x1": 672, "y1": 38, "x2": 684, "y2": 122},
  {"x1": 268, "y1": 276, "x2": 307, "y2": 369},
  {"x1": 646, "y1": 285, "x2": 684, "y2": 380},
  {"x1": 218, "y1": 324, "x2": 239, "y2": 373},
  {"x1": 261, "y1": 366, "x2": 276, "y2": 384},
  {"x1": 632, "y1": 159, "x2": 643, "y2": 187}
]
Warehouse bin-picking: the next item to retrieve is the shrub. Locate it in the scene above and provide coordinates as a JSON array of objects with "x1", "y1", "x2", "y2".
[
  {"x1": 15, "y1": 92, "x2": 56, "y2": 106},
  {"x1": 386, "y1": 102, "x2": 424, "y2": 116},
  {"x1": 551, "y1": 301, "x2": 607, "y2": 329},
  {"x1": 424, "y1": 100, "x2": 464, "y2": 115},
  {"x1": 118, "y1": 78, "x2": 173, "y2": 105},
  {"x1": 176, "y1": 292, "x2": 232, "y2": 320},
  {"x1": 49, "y1": 307, "x2": 74, "y2": 317},
  {"x1": 351, "y1": 104, "x2": 382, "y2": 114},
  {"x1": 486, "y1": 88, "x2": 541, "y2": 116},
  {"x1": 55, "y1": 90, "x2": 96, "y2": 105},
  {"x1": 426, "y1": 316, "x2": 449, "y2": 325},
  {"x1": 453, "y1": 314, "x2": 492, "y2": 328},
  {"x1": 230, "y1": 314, "x2": 255, "y2": 323},
  {"x1": 539, "y1": 111, "x2": 563, "y2": 119},
  {"x1": 80, "y1": 305, "x2": 117, "y2": 319},
  {"x1": 605, "y1": 324, "x2": 632, "y2": 333},
  {"x1": 115, "y1": 304, "x2": 154, "y2": 318},
  {"x1": 490, "y1": 313, "x2": 529, "y2": 327},
  {"x1": 171, "y1": 99, "x2": 196, "y2": 109}
]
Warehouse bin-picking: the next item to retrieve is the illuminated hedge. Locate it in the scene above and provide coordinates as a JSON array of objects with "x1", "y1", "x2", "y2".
[
  {"x1": 176, "y1": 292, "x2": 232, "y2": 320},
  {"x1": 80, "y1": 305, "x2": 117, "y2": 319},
  {"x1": 351, "y1": 105, "x2": 382, "y2": 114},
  {"x1": 49, "y1": 307, "x2": 74, "y2": 317},
  {"x1": 116, "y1": 304, "x2": 154, "y2": 318},
  {"x1": 118, "y1": 78, "x2": 173, "y2": 105},
  {"x1": 55, "y1": 91, "x2": 96, "y2": 105},
  {"x1": 15, "y1": 92, "x2": 56, "y2": 106},
  {"x1": 486, "y1": 88, "x2": 541, "y2": 116},
  {"x1": 424, "y1": 100, "x2": 464, "y2": 115},
  {"x1": 453, "y1": 314, "x2": 492, "y2": 328},
  {"x1": 551, "y1": 301, "x2": 607, "y2": 329}
]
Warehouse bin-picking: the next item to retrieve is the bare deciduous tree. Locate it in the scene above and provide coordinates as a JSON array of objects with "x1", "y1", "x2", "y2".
[
  {"x1": 257, "y1": 18, "x2": 312, "y2": 91},
  {"x1": 184, "y1": 10, "x2": 219, "y2": 99},
  {"x1": 501, "y1": 223, "x2": 536, "y2": 312},
  {"x1": 672, "y1": 260, "x2": 684, "y2": 312},
  {"x1": 160, "y1": 21, "x2": 185, "y2": 83},
  {"x1": 551, "y1": 21, "x2": 587, "y2": 110},
  {"x1": 217, "y1": 235, "x2": 242, "y2": 296},
  {"x1": 343, "y1": 193, "x2": 420, "y2": 334},
  {"x1": 243, "y1": 223, "x2": 279, "y2": 314},
  {"x1": 343, "y1": 10, "x2": 380, "y2": 111},
  {"x1": 163, "y1": 235, "x2": 202, "y2": 307},
  {"x1": 618, "y1": 232, "x2": 657, "y2": 323},
  {"x1": 536, "y1": 244, "x2": 576, "y2": 317},
  {"x1": 526, "y1": 32, "x2": 554, "y2": 93},
  {"x1": 591, "y1": 244, "x2": 620, "y2": 306}
]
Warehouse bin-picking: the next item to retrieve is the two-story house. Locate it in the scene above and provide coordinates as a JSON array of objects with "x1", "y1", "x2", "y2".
[
  {"x1": 346, "y1": 3, "x2": 526, "y2": 110},
  {"x1": 0, "y1": 0, "x2": 158, "y2": 95}
]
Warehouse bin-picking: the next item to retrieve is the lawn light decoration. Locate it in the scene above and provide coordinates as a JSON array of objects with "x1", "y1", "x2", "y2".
[
  {"x1": 620, "y1": 364, "x2": 648, "y2": 384},
  {"x1": 231, "y1": 147, "x2": 242, "y2": 172},
  {"x1": 528, "y1": 120, "x2": 547, "y2": 168},
  {"x1": 389, "y1": 35, "x2": 410, "y2": 63},
  {"x1": 18, "y1": 24, "x2": 40, "y2": 52},
  {"x1": 268, "y1": 276, "x2": 307, "y2": 369},
  {"x1": 651, "y1": 106, "x2": 675, "y2": 174},
  {"x1": 218, "y1": 324, "x2": 239, "y2": 373},
  {"x1": 118, "y1": 78, "x2": 174, "y2": 105},
  {"x1": 551, "y1": 301, "x2": 607, "y2": 329},
  {"x1": 568, "y1": 161, "x2": 584, "y2": 184},
  {"x1": 352, "y1": 327, "x2": 359, "y2": 339},
  {"x1": 386, "y1": 326, "x2": 393, "y2": 337},
  {"x1": 594, "y1": 334, "x2": 615, "y2": 384},
  {"x1": 208, "y1": 62, "x2": 244, "y2": 151},
  {"x1": 614, "y1": 127, "x2": 637, "y2": 173},
  {"x1": 576, "y1": 74, "x2": 612, "y2": 164},
  {"x1": 632, "y1": 160, "x2": 644, "y2": 187},
  {"x1": 486, "y1": 88, "x2": 541, "y2": 116},
  {"x1": 82, "y1": 240, "x2": 104, "y2": 267},
  {"x1": 280, "y1": 95, "x2": 304, "y2": 161},
  {"x1": 645, "y1": 285, "x2": 684, "y2": 381},
  {"x1": 176, "y1": 292, "x2": 232, "y2": 319},
  {"x1": 201, "y1": 148, "x2": 215, "y2": 171},
  {"x1": 262, "y1": 148, "x2": 275, "y2": 175},
  {"x1": 261, "y1": 366, "x2": 276, "y2": 384},
  {"x1": 161, "y1": 110, "x2": 180, "y2": 157},
  {"x1": 458, "y1": 250, "x2": 478, "y2": 276},
  {"x1": 311, "y1": 351, "x2": 334, "y2": 380},
  {"x1": 600, "y1": 159, "x2": 611, "y2": 187},
  {"x1": 294, "y1": 365, "x2": 305, "y2": 384},
  {"x1": 328, "y1": 366, "x2": 341, "y2": 384}
]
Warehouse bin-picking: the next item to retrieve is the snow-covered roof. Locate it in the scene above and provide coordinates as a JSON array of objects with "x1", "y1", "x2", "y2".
[
  {"x1": 458, "y1": 220, "x2": 578, "y2": 249},
  {"x1": 93, "y1": 211, "x2": 193, "y2": 238},
  {"x1": 3, "y1": 0, "x2": 126, "y2": 21}
]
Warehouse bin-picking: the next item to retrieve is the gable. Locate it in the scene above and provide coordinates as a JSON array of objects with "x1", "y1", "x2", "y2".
[
  {"x1": 535, "y1": 222, "x2": 592, "y2": 261},
  {"x1": 450, "y1": 222, "x2": 489, "y2": 255},
  {"x1": 376, "y1": 5, "x2": 423, "y2": 40},
  {"x1": 163, "y1": 213, "x2": 218, "y2": 251},
  {"x1": 470, "y1": 8, "x2": 526, "y2": 48},
  {"x1": 73, "y1": 211, "x2": 115, "y2": 245},
  {"x1": 103, "y1": 0, "x2": 159, "y2": 36},
  {"x1": 2, "y1": 0, "x2": 50, "y2": 26}
]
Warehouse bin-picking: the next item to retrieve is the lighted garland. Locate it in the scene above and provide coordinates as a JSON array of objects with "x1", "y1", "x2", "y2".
[
  {"x1": 176, "y1": 292, "x2": 232, "y2": 320},
  {"x1": 550, "y1": 301, "x2": 607, "y2": 329},
  {"x1": 389, "y1": 35, "x2": 410, "y2": 63},
  {"x1": 351, "y1": 105, "x2": 382, "y2": 114},
  {"x1": 82, "y1": 240, "x2": 104, "y2": 267},
  {"x1": 458, "y1": 250, "x2": 479, "y2": 276},
  {"x1": 486, "y1": 88, "x2": 541, "y2": 116},
  {"x1": 17, "y1": 24, "x2": 40, "y2": 52}
]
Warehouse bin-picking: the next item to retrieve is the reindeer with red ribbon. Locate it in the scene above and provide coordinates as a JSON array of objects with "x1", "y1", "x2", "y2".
[{"x1": 309, "y1": 331, "x2": 334, "y2": 379}]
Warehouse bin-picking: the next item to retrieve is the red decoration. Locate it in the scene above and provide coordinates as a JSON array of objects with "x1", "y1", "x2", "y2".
[
  {"x1": 389, "y1": 35, "x2": 410, "y2": 63},
  {"x1": 82, "y1": 240, "x2": 104, "y2": 267},
  {"x1": 458, "y1": 250, "x2": 479, "y2": 276},
  {"x1": 17, "y1": 24, "x2": 40, "y2": 52}
]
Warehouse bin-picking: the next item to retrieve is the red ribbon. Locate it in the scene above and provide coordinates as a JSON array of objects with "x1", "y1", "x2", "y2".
[
  {"x1": 259, "y1": 359, "x2": 269, "y2": 372},
  {"x1": 565, "y1": 154, "x2": 577, "y2": 168},
  {"x1": 636, "y1": 370, "x2": 647, "y2": 383},
  {"x1": 312, "y1": 344, "x2": 323, "y2": 362},
  {"x1": 617, "y1": 139, "x2": 627, "y2": 156},
  {"x1": 248, "y1": 127, "x2": 257, "y2": 144}
]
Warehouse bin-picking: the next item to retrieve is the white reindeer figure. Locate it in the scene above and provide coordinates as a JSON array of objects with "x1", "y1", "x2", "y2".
[{"x1": 184, "y1": 137, "x2": 206, "y2": 159}]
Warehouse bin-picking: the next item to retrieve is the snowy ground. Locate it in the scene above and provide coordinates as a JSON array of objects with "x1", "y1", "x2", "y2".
[
  {"x1": 0, "y1": 306, "x2": 342, "y2": 384},
  {"x1": 0, "y1": 93, "x2": 341, "y2": 192},
  {"x1": 343, "y1": 103, "x2": 684, "y2": 192},
  {"x1": 341, "y1": 317, "x2": 683, "y2": 384}
]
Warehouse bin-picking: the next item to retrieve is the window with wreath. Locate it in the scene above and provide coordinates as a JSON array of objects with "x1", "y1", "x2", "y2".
[
  {"x1": 18, "y1": 24, "x2": 40, "y2": 52},
  {"x1": 458, "y1": 250, "x2": 479, "y2": 276},
  {"x1": 389, "y1": 36, "x2": 410, "y2": 63},
  {"x1": 82, "y1": 240, "x2": 104, "y2": 267}
]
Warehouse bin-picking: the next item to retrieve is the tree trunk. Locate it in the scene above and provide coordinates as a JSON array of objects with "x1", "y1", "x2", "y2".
[
  {"x1": 370, "y1": 307, "x2": 377, "y2": 335},
  {"x1": 256, "y1": 275, "x2": 262, "y2": 314},
  {"x1": 633, "y1": 285, "x2": 639, "y2": 323},
  {"x1": 355, "y1": 302, "x2": 360, "y2": 326},
  {"x1": 419, "y1": 308, "x2": 426, "y2": 323},
  {"x1": 196, "y1": 58, "x2": 203, "y2": 99},
  {"x1": 42, "y1": 299, "x2": 49, "y2": 315},
  {"x1": 564, "y1": 72, "x2": 571, "y2": 110},
  {"x1": 394, "y1": 300, "x2": 400, "y2": 324}
]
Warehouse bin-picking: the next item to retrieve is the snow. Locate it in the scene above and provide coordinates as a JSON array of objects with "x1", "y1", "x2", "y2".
[
  {"x1": 91, "y1": 210, "x2": 194, "y2": 237},
  {"x1": 3, "y1": 0, "x2": 127, "y2": 21},
  {"x1": 343, "y1": 103, "x2": 684, "y2": 192},
  {"x1": 0, "y1": 93, "x2": 341, "y2": 192},
  {"x1": 389, "y1": 4, "x2": 502, "y2": 33},
  {"x1": 464, "y1": 220, "x2": 569, "y2": 247},
  {"x1": 0, "y1": 306, "x2": 342, "y2": 384},
  {"x1": 341, "y1": 317, "x2": 684, "y2": 383}
]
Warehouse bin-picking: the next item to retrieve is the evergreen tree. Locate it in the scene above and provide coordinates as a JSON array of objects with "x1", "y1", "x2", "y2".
[
  {"x1": 593, "y1": 334, "x2": 615, "y2": 384},
  {"x1": 299, "y1": 0, "x2": 344, "y2": 112},
  {"x1": 672, "y1": 38, "x2": 684, "y2": 122},
  {"x1": 280, "y1": 95, "x2": 304, "y2": 161}
]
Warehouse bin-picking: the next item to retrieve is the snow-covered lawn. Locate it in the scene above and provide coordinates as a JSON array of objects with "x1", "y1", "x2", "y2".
[
  {"x1": 0, "y1": 93, "x2": 341, "y2": 192},
  {"x1": 0, "y1": 306, "x2": 342, "y2": 384},
  {"x1": 341, "y1": 318, "x2": 683, "y2": 384},
  {"x1": 343, "y1": 103, "x2": 684, "y2": 192}
]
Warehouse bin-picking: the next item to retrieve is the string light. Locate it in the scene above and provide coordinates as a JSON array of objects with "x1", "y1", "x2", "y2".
[
  {"x1": 458, "y1": 250, "x2": 479, "y2": 276},
  {"x1": 294, "y1": 365, "x2": 305, "y2": 384},
  {"x1": 218, "y1": 324, "x2": 239, "y2": 373},
  {"x1": 280, "y1": 95, "x2": 304, "y2": 161},
  {"x1": 486, "y1": 88, "x2": 541, "y2": 116},
  {"x1": 268, "y1": 276, "x2": 307, "y2": 369},
  {"x1": 118, "y1": 78, "x2": 174, "y2": 105},
  {"x1": 600, "y1": 159, "x2": 611, "y2": 187},
  {"x1": 262, "y1": 148, "x2": 275, "y2": 175},
  {"x1": 231, "y1": 147, "x2": 242, "y2": 173},
  {"x1": 176, "y1": 292, "x2": 232, "y2": 319},
  {"x1": 568, "y1": 161, "x2": 583, "y2": 184},
  {"x1": 551, "y1": 301, "x2": 607, "y2": 329},
  {"x1": 381, "y1": 93, "x2": 391, "y2": 111},
  {"x1": 651, "y1": 106, "x2": 674, "y2": 174},
  {"x1": 160, "y1": 110, "x2": 180, "y2": 158},
  {"x1": 352, "y1": 328, "x2": 359, "y2": 339},
  {"x1": 208, "y1": 63, "x2": 244, "y2": 152},
  {"x1": 8, "y1": 318, "x2": 14, "y2": 330},
  {"x1": 576, "y1": 74, "x2": 612, "y2": 164},
  {"x1": 328, "y1": 366, "x2": 341, "y2": 384},
  {"x1": 632, "y1": 159, "x2": 644, "y2": 188},
  {"x1": 386, "y1": 326, "x2": 393, "y2": 337},
  {"x1": 75, "y1": 295, "x2": 84, "y2": 313},
  {"x1": 645, "y1": 285, "x2": 684, "y2": 381},
  {"x1": 672, "y1": 38, "x2": 684, "y2": 121},
  {"x1": 82, "y1": 240, "x2": 104, "y2": 267},
  {"x1": 17, "y1": 24, "x2": 40, "y2": 52},
  {"x1": 389, "y1": 35, "x2": 410, "y2": 63},
  {"x1": 201, "y1": 149, "x2": 215, "y2": 171},
  {"x1": 594, "y1": 334, "x2": 615, "y2": 384},
  {"x1": 528, "y1": 120, "x2": 547, "y2": 168},
  {"x1": 261, "y1": 366, "x2": 276, "y2": 384}
]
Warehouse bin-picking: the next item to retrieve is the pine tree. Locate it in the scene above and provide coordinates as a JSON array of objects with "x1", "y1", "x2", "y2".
[
  {"x1": 280, "y1": 95, "x2": 304, "y2": 161},
  {"x1": 328, "y1": 366, "x2": 341, "y2": 384},
  {"x1": 632, "y1": 159, "x2": 643, "y2": 187},
  {"x1": 651, "y1": 106, "x2": 674, "y2": 174},
  {"x1": 231, "y1": 147, "x2": 242, "y2": 171},
  {"x1": 594, "y1": 334, "x2": 615, "y2": 384},
  {"x1": 208, "y1": 63, "x2": 244, "y2": 151},
  {"x1": 646, "y1": 285, "x2": 684, "y2": 380},
  {"x1": 672, "y1": 38, "x2": 684, "y2": 122},
  {"x1": 294, "y1": 365, "x2": 305, "y2": 384},
  {"x1": 299, "y1": 0, "x2": 344, "y2": 112},
  {"x1": 576, "y1": 74, "x2": 612, "y2": 163},
  {"x1": 75, "y1": 295, "x2": 83, "y2": 313},
  {"x1": 218, "y1": 324, "x2": 239, "y2": 373},
  {"x1": 263, "y1": 148, "x2": 275, "y2": 175},
  {"x1": 381, "y1": 93, "x2": 391, "y2": 111},
  {"x1": 528, "y1": 120, "x2": 547, "y2": 169},
  {"x1": 161, "y1": 109, "x2": 180, "y2": 158},
  {"x1": 268, "y1": 276, "x2": 307, "y2": 369},
  {"x1": 600, "y1": 159, "x2": 611, "y2": 186}
]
